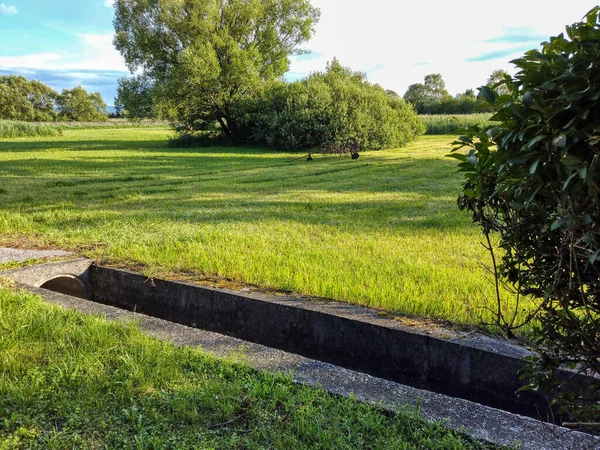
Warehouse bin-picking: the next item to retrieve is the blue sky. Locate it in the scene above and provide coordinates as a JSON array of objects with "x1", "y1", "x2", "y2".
[
  {"x1": 0, "y1": 0, "x2": 127, "y2": 105},
  {"x1": 1, "y1": 0, "x2": 598, "y2": 106}
]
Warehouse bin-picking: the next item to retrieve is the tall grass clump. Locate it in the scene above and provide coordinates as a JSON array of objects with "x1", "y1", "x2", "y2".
[
  {"x1": 0, "y1": 120, "x2": 63, "y2": 139},
  {"x1": 421, "y1": 114, "x2": 493, "y2": 135},
  {"x1": 39, "y1": 119, "x2": 170, "y2": 130}
]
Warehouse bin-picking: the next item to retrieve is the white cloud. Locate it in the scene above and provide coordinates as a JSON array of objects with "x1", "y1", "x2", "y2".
[
  {"x1": 75, "y1": 33, "x2": 127, "y2": 71},
  {"x1": 0, "y1": 3, "x2": 17, "y2": 15},
  {"x1": 0, "y1": 53, "x2": 62, "y2": 68},
  {"x1": 291, "y1": 0, "x2": 597, "y2": 96},
  {"x1": 104, "y1": 0, "x2": 113, "y2": 8},
  {"x1": 0, "y1": 33, "x2": 128, "y2": 73}
]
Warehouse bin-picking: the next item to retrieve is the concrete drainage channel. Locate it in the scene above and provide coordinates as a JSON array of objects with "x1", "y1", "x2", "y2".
[{"x1": 3, "y1": 258, "x2": 599, "y2": 449}]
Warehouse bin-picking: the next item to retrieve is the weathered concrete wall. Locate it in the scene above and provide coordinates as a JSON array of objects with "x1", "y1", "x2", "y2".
[
  {"x1": 25, "y1": 283, "x2": 600, "y2": 450},
  {"x1": 6, "y1": 260, "x2": 589, "y2": 423},
  {"x1": 90, "y1": 265, "x2": 562, "y2": 420}
]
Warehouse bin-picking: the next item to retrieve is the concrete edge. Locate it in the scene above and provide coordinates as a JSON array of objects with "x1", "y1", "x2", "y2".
[
  {"x1": 0, "y1": 258, "x2": 93, "y2": 291},
  {"x1": 3, "y1": 260, "x2": 589, "y2": 420},
  {"x1": 14, "y1": 284, "x2": 600, "y2": 450}
]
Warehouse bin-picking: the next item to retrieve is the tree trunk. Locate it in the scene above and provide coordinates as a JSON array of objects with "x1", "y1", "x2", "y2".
[{"x1": 217, "y1": 116, "x2": 232, "y2": 138}]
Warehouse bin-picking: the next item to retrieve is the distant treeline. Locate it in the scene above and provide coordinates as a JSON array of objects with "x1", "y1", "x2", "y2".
[
  {"x1": 400, "y1": 70, "x2": 509, "y2": 115},
  {"x1": 0, "y1": 75, "x2": 110, "y2": 122}
]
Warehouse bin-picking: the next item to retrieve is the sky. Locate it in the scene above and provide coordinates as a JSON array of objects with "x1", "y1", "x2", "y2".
[{"x1": 0, "y1": 0, "x2": 598, "y2": 106}]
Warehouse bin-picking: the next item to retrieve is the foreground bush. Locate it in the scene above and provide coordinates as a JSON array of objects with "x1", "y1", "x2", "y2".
[
  {"x1": 451, "y1": 7, "x2": 600, "y2": 421},
  {"x1": 243, "y1": 60, "x2": 425, "y2": 150},
  {"x1": 0, "y1": 120, "x2": 63, "y2": 139}
]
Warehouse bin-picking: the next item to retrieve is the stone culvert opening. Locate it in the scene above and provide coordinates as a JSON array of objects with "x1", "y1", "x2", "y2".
[{"x1": 40, "y1": 275, "x2": 89, "y2": 299}]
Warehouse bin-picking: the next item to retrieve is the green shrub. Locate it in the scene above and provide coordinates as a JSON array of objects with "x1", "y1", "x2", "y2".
[
  {"x1": 236, "y1": 60, "x2": 425, "y2": 151},
  {"x1": 451, "y1": 7, "x2": 600, "y2": 421},
  {"x1": 0, "y1": 120, "x2": 63, "y2": 139}
]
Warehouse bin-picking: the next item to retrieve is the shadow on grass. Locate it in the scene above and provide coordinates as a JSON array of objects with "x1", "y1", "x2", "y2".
[
  {"x1": 1, "y1": 136, "x2": 467, "y2": 233},
  {"x1": 0, "y1": 139, "x2": 170, "y2": 152}
]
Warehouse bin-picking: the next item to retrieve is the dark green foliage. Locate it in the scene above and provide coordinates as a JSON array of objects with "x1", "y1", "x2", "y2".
[
  {"x1": 450, "y1": 7, "x2": 600, "y2": 421},
  {"x1": 0, "y1": 76, "x2": 109, "y2": 123},
  {"x1": 240, "y1": 60, "x2": 425, "y2": 150},
  {"x1": 0, "y1": 76, "x2": 58, "y2": 121},
  {"x1": 56, "y1": 86, "x2": 109, "y2": 122}
]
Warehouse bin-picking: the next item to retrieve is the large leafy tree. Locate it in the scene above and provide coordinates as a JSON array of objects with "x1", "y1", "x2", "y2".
[
  {"x1": 115, "y1": 74, "x2": 160, "y2": 119},
  {"x1": 56, "y1": 86, "x2": 109, "y2": 122},
  {"x1": 113, "y1": 0, "x2": 320, "y2": 140},
  {"x1": 403, "y1": 73, "x2": 450, "y2": 113},
  {"x1": 0, "y1": 75, "x2": 58, "y2": 121}
]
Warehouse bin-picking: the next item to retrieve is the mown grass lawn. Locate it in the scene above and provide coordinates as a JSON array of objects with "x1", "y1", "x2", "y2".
[
  {"x1": 0, "y1": 286, "x2": 498, "y2": 449},
  {"x1": 0, "y1": 128, "x2": 532, "y2": 326}
]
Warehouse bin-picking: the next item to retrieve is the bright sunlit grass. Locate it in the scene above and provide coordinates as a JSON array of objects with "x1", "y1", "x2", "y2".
[{"x1": 0, "y1": 128, "x2": 532, "y2": 327}]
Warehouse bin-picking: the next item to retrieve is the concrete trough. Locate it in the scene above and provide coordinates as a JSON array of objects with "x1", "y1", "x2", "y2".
[{"x1": 1, "y1": 258, "x2": 592, "y2": 425}]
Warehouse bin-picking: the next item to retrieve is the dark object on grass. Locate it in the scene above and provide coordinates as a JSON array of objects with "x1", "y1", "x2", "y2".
[
  {"x1": 307, "y1": 153, "x2": 313, "y2": 161},
  {"x1": 321, "y1": 137, "x2": 360, "y2": 159}
]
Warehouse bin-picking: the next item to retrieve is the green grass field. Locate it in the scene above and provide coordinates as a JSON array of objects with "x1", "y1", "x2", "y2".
[
  {"x1": 0, "y1": 127, "x2": 531, "y2": 327},
  {"x1": 0, "y1": 286, "x2": 497, "y2": 449}
]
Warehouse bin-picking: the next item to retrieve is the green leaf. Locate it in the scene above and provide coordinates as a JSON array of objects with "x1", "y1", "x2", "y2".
[
  {"x1": 523, "y1": 135, "x2": 546, "y2": 150},
  {"x1": 581, "y1": 214, "x2": 592, "y2": 225},
  {"x1": 446, "y1": 153, "x2": 468, "y2": 162},
  {"x1": 589, "y1": 249, "x2": 600, "y2": 264},
  {"x1": 508, "y1": 154, "x2": 533, "y2": 165},
  {"x1": 561, "y1": 156, "x2": 583, "y2": 168},
  {"x1": 551, "y1": 216, "x2": 573, "y2": 230},
  {"x1": 530, "y1": 157, "x2": 542, "y2": 174},
  {"x1": 524, "y1": 185, "x2": 542, "y2": 206},
  {"x1": 479, "y1": 86, "x2": 497, "y2": 105},
  {"x1": 563, "y1": 172, "x2": 578, "y2": 190}
]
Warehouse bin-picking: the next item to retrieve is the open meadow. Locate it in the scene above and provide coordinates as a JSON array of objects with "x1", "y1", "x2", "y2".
[{"x1": 0, "y1": 127, "x2": 531, "y2": 327}]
